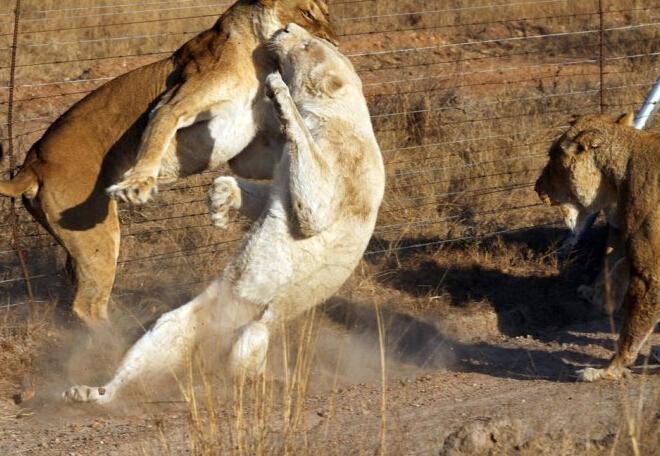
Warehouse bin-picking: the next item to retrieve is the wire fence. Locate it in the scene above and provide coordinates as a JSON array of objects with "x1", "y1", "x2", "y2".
[{"x1": 0, "y1": 0, "x2": 658, "y2": 309}]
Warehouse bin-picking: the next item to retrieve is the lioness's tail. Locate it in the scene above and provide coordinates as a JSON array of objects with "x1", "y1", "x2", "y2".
[{"x1": 0, "y1": 165, "x2": 39, "y2": 198}]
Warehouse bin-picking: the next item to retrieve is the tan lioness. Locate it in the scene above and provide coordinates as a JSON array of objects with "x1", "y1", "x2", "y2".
[
  {"x1": 535, "y1": 113, "x2": 659, "y2": 381},
  {"x1": 0, "y1": 0, "x2": 336, "y2": 325},
  {"x1": 63, "y1": 23, "x2": 384, "y2": 404}
]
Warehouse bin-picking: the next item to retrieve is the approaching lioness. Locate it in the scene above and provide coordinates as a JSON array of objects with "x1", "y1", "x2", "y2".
[
  {"x1": 0, "y1": 0, "x2": 336, "y2": 325},
  {"x1": 535, "y1": 113, "x2": 659, "y2": 381},
  {"x1": 62, "y1": 23, "x2": 385, "y2": 403}
]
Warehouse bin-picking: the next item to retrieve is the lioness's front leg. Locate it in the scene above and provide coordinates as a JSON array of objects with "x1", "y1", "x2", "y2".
[
  {"x1": 108, "y1": 82, "x2": 233, "y2": 204},
  {"x1": 578, "y1": 272, "x2": 657, "y2": 382}
]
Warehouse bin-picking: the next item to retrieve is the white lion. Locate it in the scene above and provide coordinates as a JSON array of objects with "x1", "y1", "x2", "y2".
[{"x1": 62, "y1": 23, "x2": 385, "y2": 404}]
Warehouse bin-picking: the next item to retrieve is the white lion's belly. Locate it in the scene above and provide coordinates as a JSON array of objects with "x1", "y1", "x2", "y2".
[{"x1": 225, "y1": 199, "x2": 374, "y2": 321}]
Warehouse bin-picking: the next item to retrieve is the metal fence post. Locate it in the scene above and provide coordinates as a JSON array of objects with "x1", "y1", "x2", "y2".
[{"x1": 634, "y1": 78, "x2": 660, "y2": 130}]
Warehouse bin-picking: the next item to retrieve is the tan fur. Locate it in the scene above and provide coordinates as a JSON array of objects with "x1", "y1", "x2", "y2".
[
  {"x1": 0, "y1": 0, "x2": 336, "y2": 326},
  {"x1": 535, "y1": 113, "x2": 659, "y2": 381}
]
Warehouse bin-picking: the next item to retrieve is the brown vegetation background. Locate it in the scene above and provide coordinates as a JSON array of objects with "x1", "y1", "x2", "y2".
[{"x1": 0, "y1": 0, "x2": 657, "y2": 307}]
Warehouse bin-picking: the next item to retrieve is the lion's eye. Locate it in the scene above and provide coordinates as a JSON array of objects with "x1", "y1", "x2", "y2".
[
  {"x1": 576, "y1": 144, "x2": 586, "y2": 153},
  {"x1": 302, "y1": 10, "x2": 314, "y2": 21}
]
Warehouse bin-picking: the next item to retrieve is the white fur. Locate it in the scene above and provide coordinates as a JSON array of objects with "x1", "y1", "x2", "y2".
[{"x1": 63, "y1": 25, "x2": 385, "y2": 404}]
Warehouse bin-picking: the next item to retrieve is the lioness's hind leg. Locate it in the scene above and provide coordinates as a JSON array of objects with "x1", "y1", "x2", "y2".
[{"x1": 46, "y1": 198, "x2": 120, "y2": 325}]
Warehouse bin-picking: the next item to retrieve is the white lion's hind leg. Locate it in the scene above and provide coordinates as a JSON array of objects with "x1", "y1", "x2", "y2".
[
  {"x1": 63, "y1": 281, "x2": 221, "y2": 405},
  {"x1": 229, "y1": 321, "x2": 270, "y2": 377}
]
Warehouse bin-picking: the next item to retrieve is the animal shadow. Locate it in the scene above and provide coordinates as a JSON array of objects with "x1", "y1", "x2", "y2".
[
  {"x1": 322, "y1": 297, "x2": 593, "y2": 382},
  {"x1": 367, "y1": 225, "x2": 617, "y2": 344}
]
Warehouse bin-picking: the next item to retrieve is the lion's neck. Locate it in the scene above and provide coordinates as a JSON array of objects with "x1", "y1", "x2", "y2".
[{"x1": 253, "y1": 6, "x2": 284, "y2": 43}]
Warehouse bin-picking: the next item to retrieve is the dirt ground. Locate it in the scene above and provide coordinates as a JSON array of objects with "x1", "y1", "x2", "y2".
[
  {"x1": 1, "y1": 226, "x2": 659, "y2": 455},
  {"x1": 0, "y1": 311, "x2": 658, "y2": 455}
]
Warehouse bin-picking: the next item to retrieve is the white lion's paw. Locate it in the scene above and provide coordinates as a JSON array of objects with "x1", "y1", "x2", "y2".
[
  {"x1": 62, "y1": 384, "x2": 112, "y2": 404},
  {"x1": 107, "y1": 169, "x2": 158, "y2": 205},
  {"x1": 265, "y1": 72, "x2": 288, "y2": 99},
  {"x1": 577, "y1": 366, "x2": 629, "y2": 382},
  {"x1": 230, "y1": 322, "x2": 269, "y2": 377},
  {"x1": 265, "y1": 73, "x2": 295, "y2": 121},
  {"x1": 209, "y1": 176, "x2": 241, "y2": 229}
]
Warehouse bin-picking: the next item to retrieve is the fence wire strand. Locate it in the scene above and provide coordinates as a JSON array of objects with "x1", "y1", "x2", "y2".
[{"x1": 0, "y1": 0, "x2": 658, "y2": 303}]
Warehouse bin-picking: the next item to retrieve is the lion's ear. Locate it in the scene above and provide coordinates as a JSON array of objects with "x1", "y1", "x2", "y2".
[
  {"x1": 616, "y1": 112, "x2": 635, "y2": 127},
  {"x1": 320, "y1": 72, "x2": 345, "y2": 96}
]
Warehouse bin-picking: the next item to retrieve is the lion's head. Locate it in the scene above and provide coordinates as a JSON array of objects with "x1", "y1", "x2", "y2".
[
  {"x1": 535, "y1": 113, "x2": 633, "y2": 231},
  {"x1": 264, "y1": 0, "x2": 338, "y2": 46},
  {"x1": 268, "y1": 23, "x2": 359, "y2": 100}
]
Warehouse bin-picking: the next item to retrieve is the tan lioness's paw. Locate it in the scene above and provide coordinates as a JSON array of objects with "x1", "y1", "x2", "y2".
[
  {"x1": 209, "y1": 176, "x2": 241, "y2": 229},
  {"x1": 107, "y1": 171, "x2": 157, "y2": 205},
  {"x1": 62, "y1": 384, "x2": 111, "y2": 404},
  {"x1": 577, "y1": 366, "x2": 630, "y2": 382}
]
